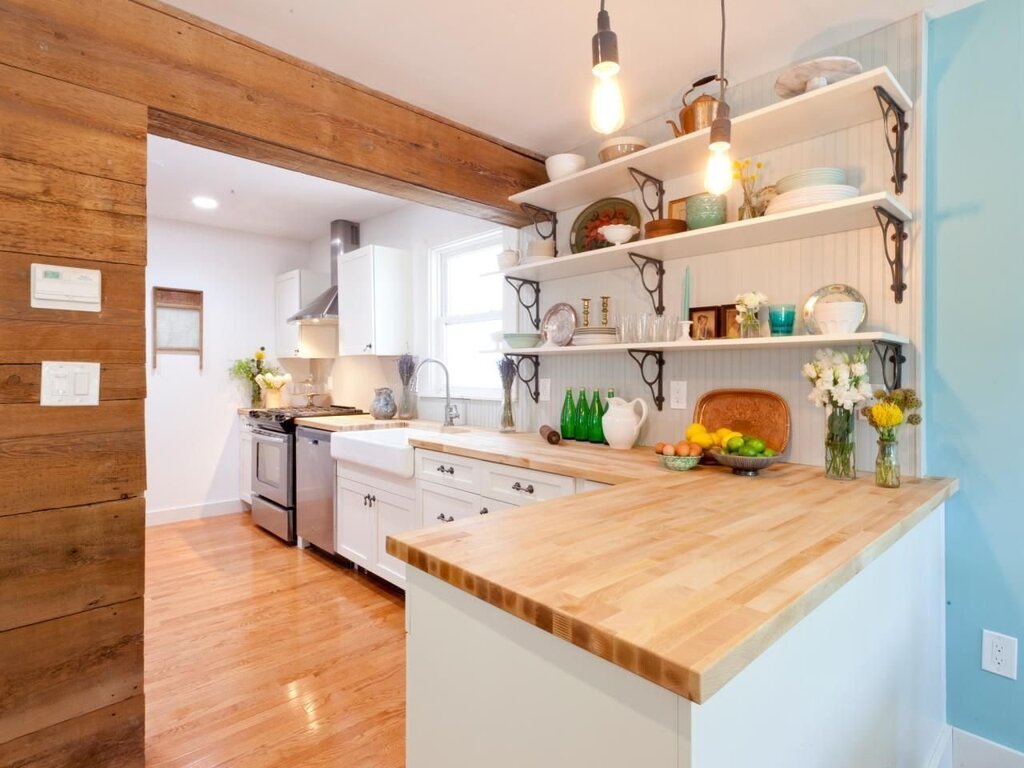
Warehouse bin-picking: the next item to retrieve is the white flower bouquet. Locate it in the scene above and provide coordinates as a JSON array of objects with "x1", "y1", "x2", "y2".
[
  {"x1": 255, "y1": 372, "x2": 292, "y2": 391},
  {"x1": 735, "y1": 291, "x2": 768, "y2": 337},
  {"x1": 803, "y1": 348, "x2": 871, "y2": 480}
]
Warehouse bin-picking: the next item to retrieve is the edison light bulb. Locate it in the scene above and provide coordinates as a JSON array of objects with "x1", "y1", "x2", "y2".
[
  {"x1": 590, "y1": 73, "x2": 624, "y2": 135},
  {"x1": 705, "y1": 147, "x2": 733, "y2": 195}
]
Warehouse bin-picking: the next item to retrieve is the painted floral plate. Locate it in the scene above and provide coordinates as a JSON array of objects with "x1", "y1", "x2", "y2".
[{"x1": 570, "y1": 198, "x2": 641, "y2": 253}]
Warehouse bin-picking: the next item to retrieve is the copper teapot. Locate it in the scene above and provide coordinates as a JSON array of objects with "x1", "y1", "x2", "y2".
[{"x1": 667, "y1": 74, "x2": 728, "y2": 137}]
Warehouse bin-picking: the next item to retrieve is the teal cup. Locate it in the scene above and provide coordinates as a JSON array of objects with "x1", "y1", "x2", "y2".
[{"x1": 769, "y1": 304, "x2": 796, "y2": 336}]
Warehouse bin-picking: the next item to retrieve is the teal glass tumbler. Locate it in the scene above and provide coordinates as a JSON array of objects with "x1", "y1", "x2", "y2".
[{"x1": 768, "y1": 304, "x2": 796, "y2": 336}]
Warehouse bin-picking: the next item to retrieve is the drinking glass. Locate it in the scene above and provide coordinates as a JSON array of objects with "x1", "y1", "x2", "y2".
[
  {"x1": 661, "y1": 314, "x2": 679, "y2": 342},
  {"x1": 768, "y1": 304, "x2": 796, "y2": 336},
  {"x1": 637, "y1": 313, "x2": 652, "y2": 343},
  {"x1": 650, "y1": 314, "x2": 667, "y2": 343}
]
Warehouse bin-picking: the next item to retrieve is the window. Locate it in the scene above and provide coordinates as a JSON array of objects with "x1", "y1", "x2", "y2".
[{"x1": 427, "y1": 230, "x2": 507, "y2": 399}]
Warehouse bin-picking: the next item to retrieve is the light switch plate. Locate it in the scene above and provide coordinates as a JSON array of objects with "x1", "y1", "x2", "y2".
[
  {"x1": 539, "y1": 378, "x2": 551, "y2": 402},
  {"x1": 670, "y1": 381, "x2": 687, "y2": 410},
  {"x1": 40, "y1": 361, "x2": 100, "y2": 406}
]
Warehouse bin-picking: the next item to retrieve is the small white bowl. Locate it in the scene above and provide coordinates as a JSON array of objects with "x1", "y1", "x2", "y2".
[
  {"x1": 598, "y1": 224, "x2": 640, "y2": 246},
  {"x1": 598, "y1": 135, "x2": 649, "y2": 163},
  {"x1": 814, "y1": 301, "x2": 864, "y2": 334},
  {"x1": 545, "y1": 153, "x2": 587, "y2": 181},
  {"x1": 497, "y1": 249, "x2": 520, "y2": 270},
  {"x1": 527, "y1": 239, "x2": 556, "y2": 259}
]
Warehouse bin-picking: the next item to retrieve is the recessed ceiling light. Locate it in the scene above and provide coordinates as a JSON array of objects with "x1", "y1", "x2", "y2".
[{"x1": 192, "y1": 196, "x2": 219, "y2": 210}]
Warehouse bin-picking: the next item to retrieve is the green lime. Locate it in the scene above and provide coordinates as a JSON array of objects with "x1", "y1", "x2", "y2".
[
  {"x1": 763, "y1": 448, "x2": 777, "y2": 457},
  {"x1": 738, "y1": 446, "x2": 758, "y2": 457},
  {"x1": 747, "y1": 438, "x2": 766, "y2": 454},
  {"x1": 726, "y1": 436, "x2": 745, "y2": 453}
]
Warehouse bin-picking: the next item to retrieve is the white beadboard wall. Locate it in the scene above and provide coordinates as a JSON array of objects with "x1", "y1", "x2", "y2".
[{"x1": 513, "y1": 15, "x2": 924, "y2": 473}]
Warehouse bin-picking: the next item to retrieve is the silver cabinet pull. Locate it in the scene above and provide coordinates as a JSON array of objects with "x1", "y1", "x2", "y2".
[
  {"x1": 363, "y1": 494, "x2": 369, "y2": 506},
  {"x1": 369, "y1": 495, "x2": 376, "y2": 506},
  {"x1": 480, "y1": 507, "x2": 489, "y2": 515},
  {"x1": 512, "y1": 482, "x2": 534, "y2": 494},
  {"x1": 436, "y1": 513, "x2": 454, "y2": 523},
  {"x1": 436, "y1": 465, "x2": 454, "y2": 475}
]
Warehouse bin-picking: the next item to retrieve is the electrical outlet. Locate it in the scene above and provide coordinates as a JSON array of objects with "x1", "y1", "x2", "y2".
[
  {"x1": 982, "y1": 629, "x2": 1018, "y2": 680},
  {"x1": 539, "y1": 378, "x2": 551, "y2": 402},
  {"x1": 670, "y1": 381, "x2": 687, "y2": 410}
]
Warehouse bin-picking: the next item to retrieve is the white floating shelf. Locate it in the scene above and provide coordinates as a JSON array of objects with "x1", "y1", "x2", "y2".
[
  {"x1": 511, "y1": 67, "x2": 912, "y2": 212},
  {"x1": 503, "y1": 192, "x2": 911, "y2": 282},
  {"x1": 504, "y1": 332, "x2": 909, "y2": 357}
]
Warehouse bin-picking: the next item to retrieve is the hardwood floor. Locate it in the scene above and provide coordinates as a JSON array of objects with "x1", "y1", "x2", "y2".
[{"x1": 145, "y1": 513, "x2": 406, "y2": 767}]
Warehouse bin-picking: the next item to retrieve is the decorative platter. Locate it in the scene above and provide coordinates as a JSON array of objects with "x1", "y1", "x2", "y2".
[
  {"x1": 541, "y1": 303, "x2": 578, "y2": 347},
  {"x1": 693, "y1": 389, "x2": 791, "y2": 463},
  {"x1": 570, "y1": 198, "x2": 641, "y2": 254},
  {"x1": 802, "y1": 283, "x2": 867, "y2": 335},
  {"x1": 774, "y1": 56, "x2": 864, "y2": 99}
]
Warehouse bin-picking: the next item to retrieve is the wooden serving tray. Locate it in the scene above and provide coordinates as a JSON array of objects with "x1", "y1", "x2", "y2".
[{"x1": 694, "y1": 388, "x2": 791, "y2": 453}]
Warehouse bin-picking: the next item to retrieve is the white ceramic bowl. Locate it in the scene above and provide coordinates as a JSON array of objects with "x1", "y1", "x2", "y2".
[
  {"x1": 814, "y1": 301, "x2": 864, "y2": 334},
  {"x1": 597, "y1": 135, "x2": 649, "y2": 163},
  {"x1": 545, "y1": 153, "x2": 587, "y2": 181},
  {"x1": 496, "y1": 249, "x2": 520, "y2": 270},
  {"x1": 598, "y1": 224, "x2": 639, "y2": 246}
]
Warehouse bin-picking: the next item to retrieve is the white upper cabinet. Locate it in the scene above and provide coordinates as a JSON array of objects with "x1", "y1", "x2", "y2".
[
  {"x1": 338, "y1": 245, "x2": 411, "y2": 356},
  {"x1": 275, "y1": 269, "x2": 336, "y2": 359}
]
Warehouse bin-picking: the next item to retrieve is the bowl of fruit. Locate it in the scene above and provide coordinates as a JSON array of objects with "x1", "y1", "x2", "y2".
[
  {"x1": 708, "y1": 433, "x2": 780, "y2": 477},
  {"x1": 653, "y1": 440, "x2": 704, "y2": 471}
]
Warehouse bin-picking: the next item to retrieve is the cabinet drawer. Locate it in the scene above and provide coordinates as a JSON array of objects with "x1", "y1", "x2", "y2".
[
  {"x1": 417, "y1": 481, "x2": 485, "y2": 526},
  {"x1": 481, "y1": 464, "x2": 574, "y2": 506},
  {"x1": 478, "y1": 497, "x2": 517, "y2": 516},
  {"x1": 575, "y1": 478, "x2": 612, "y2": 494},
  {"x1": 415, "y1": 449, "x2": 481, "y2": 494}
]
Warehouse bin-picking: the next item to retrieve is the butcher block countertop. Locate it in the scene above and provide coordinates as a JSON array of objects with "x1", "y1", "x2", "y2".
[{"x1": 388, "y1": 451, "x2": 957, "y2": 704}]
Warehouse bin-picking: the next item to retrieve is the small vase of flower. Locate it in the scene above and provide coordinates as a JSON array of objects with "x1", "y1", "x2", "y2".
[
  {"x1": 229, "y1": 347, "x2": 281, "y2": 407},
  {"x1": 397, "y1": 354, "x2": 417, "y2": 419},
  {"x1": 497, "y1": 357, "x2": 516, "y2": 433},
  {"x1": 733, "y1": 159, "x2": 764, "y2": 220},
  {"x1": 735, "y1": 291, "x2": 767, "y2": 338},
  {"x1": 256, "y1": 372, "x2": 292, "y2": 409},
  {"x1": 803, "y1": 348, "x2": 872, "y2": 481},
  {"x1": 863, "y1": 388, "x2": 922, "y2": 489}
]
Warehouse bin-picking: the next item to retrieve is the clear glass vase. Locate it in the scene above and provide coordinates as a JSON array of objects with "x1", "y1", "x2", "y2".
[
  {"x1": 398, "y1": 383, "x2": 417, "y2": 420},
  {"x1": 740, "y1": 313, "x2": 760, "y2": 338},
  {"x1": 499, "y1": 387, "x2": 515, "y2": 433},
  {"x1": 825, "y1": 406, "x2": 857, "y2": 481},
  {"x1": 250, "y1": 381, "x2": 262, "y2": 408},
  {"x1": 875, "y1": 439, "x2": 900, "y2": 488},
  {"x1": 738, "y1": 196, "x2": 757, "y2": 220}
]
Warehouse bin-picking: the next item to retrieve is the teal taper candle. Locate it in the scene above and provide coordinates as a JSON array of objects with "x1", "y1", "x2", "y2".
[{"x1": 683, "y1": 266, "x2": 691, "y2": 320}]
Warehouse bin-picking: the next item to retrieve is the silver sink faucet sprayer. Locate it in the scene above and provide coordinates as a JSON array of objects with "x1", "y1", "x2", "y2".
[{"x1": 414, "y1": 358, "x2": 460, "y2": 428}]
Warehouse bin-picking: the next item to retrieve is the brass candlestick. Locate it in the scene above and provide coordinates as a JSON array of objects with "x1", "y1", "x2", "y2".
[
  {"x1": 581, "y1": 298, "x2": 591, "y2": 327},
  {"x1": 601, "y1": 296, "x2": 610, "y2": 327}
]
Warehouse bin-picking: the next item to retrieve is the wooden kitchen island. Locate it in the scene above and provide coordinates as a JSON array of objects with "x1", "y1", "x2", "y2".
[{"x1": 388, "y1": 442, "x2": 957, "y2": 768}]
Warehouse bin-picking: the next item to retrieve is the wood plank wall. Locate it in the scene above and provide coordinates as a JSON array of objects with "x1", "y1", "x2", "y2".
[{"x1": 0, "y1": 1, "x2": 544, "y2": 763}]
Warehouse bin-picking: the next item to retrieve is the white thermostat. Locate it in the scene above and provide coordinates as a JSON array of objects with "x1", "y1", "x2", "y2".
[
  {"x1": 40, "y1": 361, "x2": 101, "y2": 406},
  {"x1": 31, "y1": 263, "x2": 102, "y2": 312}
]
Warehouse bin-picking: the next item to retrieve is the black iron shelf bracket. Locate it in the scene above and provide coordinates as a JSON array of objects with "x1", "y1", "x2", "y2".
[
  {"x1": 503, "y1": 353, "x2": 540, "y2": 403},
  {"x1": 874, "y1": 207, "x2": 908, "y2": 304},
  {"x1": 874, "y1": 86, "x2": 909, "y2": 196},
  {"x1": 628, "y1": 252, "x2": 666, "y2": 315},
  {"x1": 627, "y1": 167, "x2": 665, "y2": 220},
  {"x1": 504, "y1": 277, "x2": 541, "y2": 330},
  {"x1": 520, "y1": 203, "x2": 558, "y2": 243},
  {"x1": 872, "y1": 341, "x2": 906, "y2": 393},
  {"x1": 627, "y1": 350, "x2": 665, "y2": 411}
]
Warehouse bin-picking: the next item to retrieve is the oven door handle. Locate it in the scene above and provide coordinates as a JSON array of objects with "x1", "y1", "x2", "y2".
[{"x1": 252, "y1": 430, "x2": 289, "y2": 443}]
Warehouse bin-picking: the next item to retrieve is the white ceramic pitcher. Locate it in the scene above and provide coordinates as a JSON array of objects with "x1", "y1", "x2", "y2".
[{"x1": 602, "y1": 397, "x2": 648, "y2": 450}]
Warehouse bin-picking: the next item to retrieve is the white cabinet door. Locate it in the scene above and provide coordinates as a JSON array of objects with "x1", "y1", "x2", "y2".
[
  {"x1": 275, "y1": 271, "x2": 301, "y2": 359},
  {"x1": 336, "y1": 478, "x2": 375, "y2": 567},
  {"x1": 374, "y1": 490, "x2": 420, "y2": 587},
  {"x1": 371, "y1": 247, "x2": 411, "y2": 356},
  {"x1": 239, "y1": 418, "x2": 254, "y2": 505},
  {"x1": 417, "y1": 481, "x2": 483, "y2": 527},
  {"x1": 338, "y1": 249, "x2": 375, "y2": 356}
]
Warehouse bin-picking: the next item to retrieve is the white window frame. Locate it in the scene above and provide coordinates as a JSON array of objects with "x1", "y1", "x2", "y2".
[{"x1": 425, "y1": 229, "x2": 509, "y2": 401}]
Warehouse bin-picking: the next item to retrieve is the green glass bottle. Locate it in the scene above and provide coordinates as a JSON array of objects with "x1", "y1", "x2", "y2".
[
  {"x1": 574, "y1": 388, "x2": 591, "y2": 440},
  {"x1": 588, "y1": 389, "x2": 604, "y2": 443},
  {"x1": 603, "y1": 389, "x2": 615, "y2": 444},
  {"x1": 560, "y1": 388, "x2": 576, "y2": 440}
]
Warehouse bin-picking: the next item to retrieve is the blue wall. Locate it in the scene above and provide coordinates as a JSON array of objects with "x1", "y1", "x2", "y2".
[{"x1": 928, "y1": 0, "x2": 1024, "y2": 750}]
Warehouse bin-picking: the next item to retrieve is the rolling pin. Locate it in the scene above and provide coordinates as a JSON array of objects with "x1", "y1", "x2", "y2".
[{"x1": 539, "y1": 425, "x2": 561, "y2": 445}]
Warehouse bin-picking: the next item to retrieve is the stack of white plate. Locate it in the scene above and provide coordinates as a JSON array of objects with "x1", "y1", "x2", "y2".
[
  {"x1": 572, "y1": 327, "x2": 618, "y2": 346},
  {"x1": 765, "y1": 184, "x2": 859, "y2": 216},
  {"x1": 775, "y1": 167, "x2": 846, "y2": 194}
]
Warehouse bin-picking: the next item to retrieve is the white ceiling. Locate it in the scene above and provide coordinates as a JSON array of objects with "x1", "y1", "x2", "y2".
[
  {"x1": 164, "y1": 0, "x2": 974, "y2": 156},
  {"x1": 147, "y1": 136, "x2": 408, "y2": 241}
]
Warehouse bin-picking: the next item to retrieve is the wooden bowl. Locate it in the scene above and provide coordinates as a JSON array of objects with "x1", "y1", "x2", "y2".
[{"x1": 645, "y1": 218, "x2": 687, "y2": 239}]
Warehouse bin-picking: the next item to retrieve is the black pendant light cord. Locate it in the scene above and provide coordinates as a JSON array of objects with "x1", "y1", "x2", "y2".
[{"x1": 718, "y1": 0, "x2": 726, "y2": 102}]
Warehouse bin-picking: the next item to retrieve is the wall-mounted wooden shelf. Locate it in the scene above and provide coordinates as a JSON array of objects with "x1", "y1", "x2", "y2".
[
  {"x1": 510, "y1": 67, "x2": 912, "y2": 212},
  {"x1": 503, "y1": 193, "x2": 912, "y2": 282}
]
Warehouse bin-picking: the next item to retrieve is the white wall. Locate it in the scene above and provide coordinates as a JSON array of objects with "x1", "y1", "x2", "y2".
[
  {"x1": 145, "y1": 217, "x2": 310, "y2": 524},
  {"x1": 311, "y1": 204, "x2": 516, "y2": 424}
]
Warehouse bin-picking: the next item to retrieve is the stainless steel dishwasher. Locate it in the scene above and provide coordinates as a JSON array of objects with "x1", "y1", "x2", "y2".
[{"x1": 295, "y1": 427, "x2": 335, "y2": 552}]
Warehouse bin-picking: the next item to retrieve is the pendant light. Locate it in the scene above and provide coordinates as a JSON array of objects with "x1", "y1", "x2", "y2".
[
  {"x1": 589, "y1": 0, "x2": 625, "y2": 135},
  {"x1": 704, "y1": 0, "x2": 734, "y2": 195}
]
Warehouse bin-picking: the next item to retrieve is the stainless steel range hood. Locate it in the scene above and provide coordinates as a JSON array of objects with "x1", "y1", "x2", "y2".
[{"x1": 287, "y1": 219, "x2": 360, "y2": 325}]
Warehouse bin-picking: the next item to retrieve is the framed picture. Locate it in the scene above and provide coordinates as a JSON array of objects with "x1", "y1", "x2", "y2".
[
  {"x1": 689, "y1": 306, "x2": 720, "y2": 340},
  {"x1": 667, "y1": 196, "x2": 688, "y2": 221},
  {"x1": 720, "y1": 304, "x2": 741, "y2": 339}
]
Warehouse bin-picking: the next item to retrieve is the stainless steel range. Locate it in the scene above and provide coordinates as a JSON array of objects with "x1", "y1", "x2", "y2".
[{"x1": 248, "y1": 405, "x2": 364, "y2": 543}]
